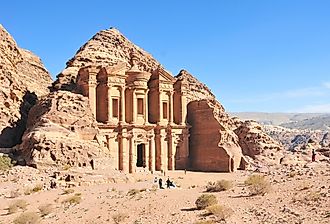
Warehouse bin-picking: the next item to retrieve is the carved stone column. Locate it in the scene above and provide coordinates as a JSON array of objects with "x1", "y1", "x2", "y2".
[
  {"x1": 107, "y1": 84, "x2": 112, "y2": 123},
  {"x1": 120, "y1": 86, "x2": 126, "y2": 124},
  {"x1": 119, "y1": 129, "x2": 129, "y2": 172},
  {"x1": 160, "y1": 129, "x2": 167, "y2": 172},
  {"x1": 149, "y1": 135, "x2": 155, "y2": 172},
  {"x1": 181, "y1": 90, "x2": 188, "y2": 125},
  {"x1": 167, "y1": 133, "x2": 174, "y2": 170},
  {"x1": 132, "y1": 89, "x2": 137, "y2": 123},
  {"x1": 129, "y1": 135, "x2": 136, "y2": 173},
  {"x1": 144, "y1": 89, "x2": 149, "y2": 124},
  {"x1": 169, "y1": 91, "x2": 174, "y2": 125}
]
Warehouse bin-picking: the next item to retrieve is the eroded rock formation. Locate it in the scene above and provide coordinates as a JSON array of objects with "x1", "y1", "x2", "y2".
[
  {"x1": 17, "y1": 91, "x2": 108, "y2": 168},
  {"x1": 52, "y1": 28, "x2": 160, "y2": 91},
  {"x1": 233, "y1": 120, "x2": 283, "y2": 164},
  {"x1": 0, "y1": 24, "x2": 52, "y2": 148}
]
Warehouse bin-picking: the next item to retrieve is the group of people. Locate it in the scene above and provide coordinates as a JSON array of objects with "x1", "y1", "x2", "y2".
[{"x1": 154, "y1": 177, "x2": 176, "y2": 189}]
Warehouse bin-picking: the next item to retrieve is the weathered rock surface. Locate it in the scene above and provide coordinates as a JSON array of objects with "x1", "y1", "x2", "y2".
[
  {"x1": 263, "y1": 125, "x2": 330, "y2": 162},
  {"x1": 233, "y1": 120, "x2": 284, "y2": 165},
  {"x1": 188, "y1": 100, "x2": 243, "y2": 171},
  {"x1": 52, "y1": 27, "x2": 160, "y2": 91},
  {"x1": 0, "y1": 24, "x2": 52, "y2": 147},
  {"x1": 17, "y1": 91, "x2": 108, "y2": 168}
]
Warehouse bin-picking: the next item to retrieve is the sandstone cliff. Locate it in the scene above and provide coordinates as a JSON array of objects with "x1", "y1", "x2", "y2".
[
  {"x1": 52, "y1": 27, "x2": 160, "y2": 91},
  {"x1": 17, "y1": 91, "x2": 108, "y2": 168},
  {"x1": 233, "y1": 120, "x2": 284, "y2": 165},
  {"x1": 0, "y1": 24, "x2": 52, "y2": 148}
]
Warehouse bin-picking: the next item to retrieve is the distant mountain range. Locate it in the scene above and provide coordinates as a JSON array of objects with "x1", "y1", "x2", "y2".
[{"x1": 230, "y1": 112, "x2": 330, "y2": 130}]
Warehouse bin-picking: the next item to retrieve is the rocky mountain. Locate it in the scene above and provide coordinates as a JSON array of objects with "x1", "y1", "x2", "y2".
[
  {"x1": 232, "y1": 112, "x2": 330, "y2": 161},
  {"x1": 52, "y1": 28, "x2": 160, "y2": 91},
  {"x1": 281, "y1": 114, "x2": 330, "y2": 130},
  {"x1": 0, "y1": 24, "x2": 53, "y2": 148},
  {"x1": 231, "y1": 112, "x2": 330, "y2": 130}
]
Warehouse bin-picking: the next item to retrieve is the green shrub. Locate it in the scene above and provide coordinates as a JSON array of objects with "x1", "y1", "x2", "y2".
[
  {"x1": 195, "y1": 194, "x2": 218, "y2": 210},
  {"x1": 206, "y1": 180, "x2": 233, "y2": 192},
  {"x1": 244, "y1": 174, "x2": 271, "y2": 196},
  {"x1": 13, "y1": 212, "x2": 40, "y2": 224},
  {"x1": 206, "y1": 204, "x2": 233, "y2": 220},
  {"x1": 0, "y1": 155, "x2": 14, "y2": 171}
]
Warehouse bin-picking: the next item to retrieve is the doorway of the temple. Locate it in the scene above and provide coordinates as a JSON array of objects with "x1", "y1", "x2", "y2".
[{"x1": 136, "y1": 144, "x2": 145, "y2": 167}]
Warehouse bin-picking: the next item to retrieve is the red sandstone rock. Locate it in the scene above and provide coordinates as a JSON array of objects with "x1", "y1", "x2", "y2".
[
  {"x1": 17, "y1": 91, "x2": 108, "y2": 168},
  {"x1": 0, "y1": 24, "x2": 52, "y2": 148}
]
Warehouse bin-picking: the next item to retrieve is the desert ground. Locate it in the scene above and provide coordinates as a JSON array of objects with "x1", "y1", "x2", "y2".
[{"x1": 0, "y1": 160, "x2": 329, "y2": 224}]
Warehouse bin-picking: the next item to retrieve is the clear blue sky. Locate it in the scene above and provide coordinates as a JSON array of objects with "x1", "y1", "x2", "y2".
[{"x1": 1, "y1": 0, "x2": 330, "y2": 113}]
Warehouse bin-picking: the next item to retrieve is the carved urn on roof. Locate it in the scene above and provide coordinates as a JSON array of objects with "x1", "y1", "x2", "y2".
[{"x1": 126, "y1": 50, "x2": 151, "y2": 88}]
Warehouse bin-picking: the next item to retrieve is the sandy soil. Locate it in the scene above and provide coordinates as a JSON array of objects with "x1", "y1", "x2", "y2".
[{"x1": 0, "y1": 162, "x2": 329, "y2": 224}]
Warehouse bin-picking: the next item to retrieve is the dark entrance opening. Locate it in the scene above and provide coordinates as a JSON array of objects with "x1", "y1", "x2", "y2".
[{"x1": 137, "y1": 144, "x2": 145, "y2": 167}]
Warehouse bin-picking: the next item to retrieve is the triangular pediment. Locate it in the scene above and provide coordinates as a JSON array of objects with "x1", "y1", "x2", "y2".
[{"x1": 152, "y1": 67, "x2": 175, "y2": 83}]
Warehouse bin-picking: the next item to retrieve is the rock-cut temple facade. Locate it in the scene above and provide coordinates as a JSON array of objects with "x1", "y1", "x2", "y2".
[{"x1": 76, "y1": 53, "x2": 245, "y2": 173}]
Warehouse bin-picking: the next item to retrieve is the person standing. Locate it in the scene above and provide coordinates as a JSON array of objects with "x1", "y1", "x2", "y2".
[
  {"x1": 166, "y1": 177, "x2": 171, "y2": 189},
  {"x1": 158, "y1": 178, "x2": 163, "y2": 189},
  {"x1": 312, "y1": 149, "x2": 316, "y2": 162}
]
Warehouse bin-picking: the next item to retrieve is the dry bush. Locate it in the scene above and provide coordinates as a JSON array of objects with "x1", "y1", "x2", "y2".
[
  {"x1": 62, "y1": 188, "x2": 75, "y2": 195},
  {"x1": 304, "y1": 191, "x2": 321, "y2": 202},
  {"x1": 194, "y1": 221, "x2": 216, "y2": 224},
  {"x1": 288, "y1": 171, "x2": 297, "y2": 178},
  {"x1": 206, "y1": 204, "x2": 233, "y2": 221},
  {"x1": 24, "y1": 184, "x2": 42, "y2": 195},
  {"x1": 38, "y1": 204, "x2": 54, "y2": 217},
  {"x1": 13, "y1": 212, "x2": 40, "y2": 224},
  {"x1": 9, "y1": 189, "x2": 21, "y2": 198},
  {"x1": 195, "y1": 194, "x2": 218, "y2": 210},
  {"x1": 206, "y1": 180, "x2": 233, "y2": 192},
  {"x1": 8, "y1": 200, "x2": 28, "y2": 214},
  {"x1": 297, "y1": 181, "x2": 311, "y2": 191},
  {"x1": 244, "y1": 174, "x2": 271, "y2": 196},
  {"x1": 62, "y1": 194, "x2": 82, "y2": 206},
  {"x1": 0, "y1": 155, "x2": 14, "y2": 171},
  {"x1": 32, "y1": 184, "x2": 43, "y2": 192},
  {"x1": 63, "y1": 164, "x2": 71, "y2": 170},
  {"x1": 127, "y1": 189, "x2": 140, "y2": 197},
  {"x1": 112, "y1": 213, "x2": 129, "y2": 224},
  {"x1": 24, "y1": 188, "x2": 32, "y2": 195}
]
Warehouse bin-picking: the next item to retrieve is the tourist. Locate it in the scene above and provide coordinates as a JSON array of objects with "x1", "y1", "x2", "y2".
[
  {"x1": 166, "y1": 177, "x2": 171, "y2": 188},
  {"x1": 312, "y1": 149, "x2": 316, "y2": 162},
  {"x1": 158, "y1": 178, "x2": 163, "y2": 189}
]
